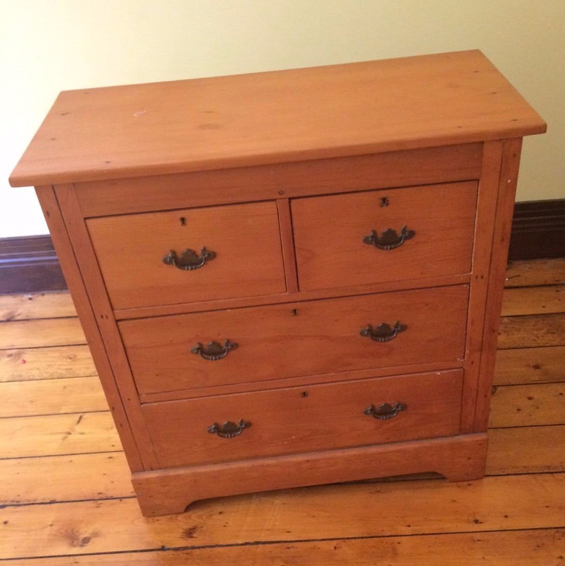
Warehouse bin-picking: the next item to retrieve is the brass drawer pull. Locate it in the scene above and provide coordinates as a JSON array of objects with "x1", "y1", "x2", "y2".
[
  {"x1": 364, "y1": 402, "x2": 407, "y2": 420},
  {"x1": 190, "y1": 340, "x2": 238, "y2": 361},
  {"x1": 162, "y1": 247, "x2": 216, "y2": 270},
  {"x1": 208, "y1": 419, "x2": 251, "y2": 439},
  {"x1": 360, "y1": 321, "x2": 406, "y2": 342},
  {"x1": 363, "y1": 226, "x2": 415, "y2": 250}
]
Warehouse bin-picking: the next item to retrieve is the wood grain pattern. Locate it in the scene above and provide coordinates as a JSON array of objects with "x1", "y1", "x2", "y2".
[
  {"x1": 75, "y1": 143, "x2": 483, "y2": 216},
  {"x1": 5, "y1": 529, "x2": 563, "y2": 565},
  {"x1": 487, "y1": 425, "x2": 565, "y2": 475},
  {"x1": 143, "y1": 370, "x2": 463, "y2": 469},
  {"x1": 292, "y1": 182, "x2": 477, "y2": 291},
  {"x1": 0, "y1": 345, "x2": 95, "y2": 381},
  {"x1": 505, "y1": 258, "x2": 565, "y2": 287},
  {"x1": 498, "y1": 313, "x2": 565, "y2": 349},
  {"x1": 36, "y1": 185, "x2": 144, "y2": 471},
  {"x1": 454, "y1": 141, "x2": 502, "y2": 433},
  {"x1": 0, "y1": 317, "x2": 85, "y2": 349},
  {"x1": 10, "y1": 51, "x2": 545, "y2": 187},
  {"x1": 0, "y1": 452, "x2": 133, "y2": 505},
  {"x1": 134, "y1": 434, "x2": 487, "y2": 516},
  {"x1": 495, "y1": 346, "x2": 565, "y2": 385},
  {"x1": 0, "y1": 412, "x2": 117, "y2": 459},
  {"x1": 490, "y1": 382, "x2": 565, "y2": 428},
  {"x1": 2, "y1": 472, "x2": 564, "y2": 559},
  {"x1": 473, "y1": 139, "x2": 523, "y2": 431},
  {"x1": 0, "y1": 425, "x2": 560, "y2": 508},
  {"x1": 54, "y1": 184, "x2": 158, "y2": 470},
  {"x1": 87, "y1": 201, "x2": 286, "y2": 310},
  {"x1": 0, "y1": 376, "x2": 106, "y2": 417},
  {"x1": 114, "y1": 272, "x2": 472, "y2": 321},
  {"x1": 502, "y1": 285, "x2": 565, "y2": 316},
  {"x1": 120, "y1": 285, "x2": 468, "y2": 396},
  {"x1": 0, "y1": 291, "x2": 75, "y2": 321}
]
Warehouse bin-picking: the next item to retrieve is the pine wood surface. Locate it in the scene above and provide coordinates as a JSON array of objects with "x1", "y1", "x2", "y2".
[
  {"x1": 87, "y1": 201, "x2": 287, "y2": 310},
  {"x1": 0, "y1": 259, "x2": 564, "y2": 562},
  {"x1": 4, "y1": 529, "x2": 563, "y2": 566},
  {"x1": 0, "y1": 345, "x2": 96, "y2": 382},
  {"x1": 9, "y1": 51, "x2": 545, "y2": 188}
]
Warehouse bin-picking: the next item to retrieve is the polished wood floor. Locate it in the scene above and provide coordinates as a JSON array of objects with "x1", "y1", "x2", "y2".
[{"x1": 0, "y1": 258, "x2": 564, "y2": 564}]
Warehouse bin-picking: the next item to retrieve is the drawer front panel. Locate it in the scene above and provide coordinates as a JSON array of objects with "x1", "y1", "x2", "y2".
[
  {"x1": 291, "y1": 182, "x2": 477, "y2": 292},
  {"x1": 142, "y1": 370, "x2": 463, "y2": 468},
  {"x1": 87, "y1": 201, "x2": 286, "y2": 310},
  {"x1": 120, "y1": 285, "x2": 469, "y2": 396}
]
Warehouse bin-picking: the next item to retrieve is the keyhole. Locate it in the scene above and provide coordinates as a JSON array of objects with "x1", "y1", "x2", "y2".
[
  {"x1": 291, "y1": 309, "x2": 298, "y2": 316},
  {"x1": 301, "y1": 391, "x2": 309, "y2": 398},
  {"x1": 380, "y1": 197, "x2": 389, "y2": 207},
  {"x1": 180, "y1": 217, "x2": 187, "y2": 226}
]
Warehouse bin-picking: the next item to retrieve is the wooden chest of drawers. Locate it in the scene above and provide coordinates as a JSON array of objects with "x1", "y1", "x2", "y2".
[{"x1": 10, "y1": 50, "x2": 545, "y2": 516}]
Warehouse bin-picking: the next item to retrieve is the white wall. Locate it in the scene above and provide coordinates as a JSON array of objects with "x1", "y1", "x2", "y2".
[{"x1": 1, "y1": 0, "x2": 564, "y2": 237}]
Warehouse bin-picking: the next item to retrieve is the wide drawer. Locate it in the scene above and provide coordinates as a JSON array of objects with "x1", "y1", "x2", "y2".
[
  {"x1": 87, "y1": 201, "x2": 286, "y2": 310},
  {"x1": 142, "y1": 369, "x2": 463, "y2": 468},
  {"x1": 291, "y1": 182, "x2": 477, "y2": 292},
  {"x1": 120, "y1": 285, "x2": 469, "y2": 396}
]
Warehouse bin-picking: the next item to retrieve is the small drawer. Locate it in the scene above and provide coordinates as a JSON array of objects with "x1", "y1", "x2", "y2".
[
  {"x1": 291, "y1": 182, "x2": 477, "y2": 292},
  {"x1": 119, "y1": 285, "x2": 468, "y2": 396},
  {"x1": 142, "y1": 369, "x2": 463, "y2": 468},
  {"x1": 87, "y1": 201, "x2": 286, "y2": 310}
]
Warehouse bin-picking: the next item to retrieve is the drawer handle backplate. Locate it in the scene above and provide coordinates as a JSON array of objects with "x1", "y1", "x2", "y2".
[
  {"x1": 208, "y1": 419, "x2": 251, "y2": 439},
  {"x1": 162, "y1": 247, "x2": 216, "y2": 271},
  {"x1": 190, "y1": 339, "x2": 238, "y2": 361},
  {"x1": 360, "y1": 322, "x2": 406, "y2": 342},
  {"x1": 364, "y1": 402, "x2": 407, "y2": 420},
  {"x1": 363, "y1": 226, "x2": 415, "y2": 250}
]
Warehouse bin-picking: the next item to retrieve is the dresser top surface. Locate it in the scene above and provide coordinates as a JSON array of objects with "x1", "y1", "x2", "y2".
[{"x1": 10, "y1": 50, "x2": 545, "y2": 188}]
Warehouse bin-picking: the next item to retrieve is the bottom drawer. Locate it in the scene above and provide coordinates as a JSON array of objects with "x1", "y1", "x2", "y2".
[{"x1": 142, "y1": 369, "x2": 463, "y2": 468}]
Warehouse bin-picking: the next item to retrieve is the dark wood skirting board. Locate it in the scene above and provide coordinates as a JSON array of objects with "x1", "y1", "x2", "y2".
[
  {"x1": 0, "y1": 235, "x2": 66, "y2": 294},
  {"x1": 508, "y1": 198, "x2": 565, "y2": 260},
  {"x1": 1, "y1": 198, "x2": 563, "y2": 295}
]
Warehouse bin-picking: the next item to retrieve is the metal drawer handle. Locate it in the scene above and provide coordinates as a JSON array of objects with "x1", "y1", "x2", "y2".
[
  {"x1": 162, "y1": 247, "x2": 216, "y2": 270},
  {"x1": 364, "y1": 402, "x2": 407, "y2": 420},
  {"x1": 363, "y1": 226, "x2": 415, "y2": 250},
  {"x1": 360, "y1": 322, "x2": 406, "y2": 342},
  {"x1": 190, "y1": 340, "x2": 237, "y2": 361},
  {"x1": 208, "y1": 419, "x2": 251, "y2": 439}
]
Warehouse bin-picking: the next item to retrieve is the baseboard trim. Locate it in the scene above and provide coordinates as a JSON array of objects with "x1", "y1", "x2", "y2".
[
  {"x1": 1, "y1": 199, "x2": 564, "y2": 294},
  {"x1": 0, "y1": 235, "x2": 66, "y2": 294},
  {"x1": 508, "y1": 198, "x2": 565, "y2": 261}
]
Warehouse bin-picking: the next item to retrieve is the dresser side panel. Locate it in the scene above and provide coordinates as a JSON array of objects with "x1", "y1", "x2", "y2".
[
  {"x1": 473, "y1": 138, "x2": 524, "y2": 431},
  {"x1": 53, "y1": 184, "x2": 160, "y2": 470},
  {"x1": 34, "y1": 185, "x2": 143, "y2": 472},
  {"x1": 460, "y1": 141, "x2": 504, "y2": 432}
]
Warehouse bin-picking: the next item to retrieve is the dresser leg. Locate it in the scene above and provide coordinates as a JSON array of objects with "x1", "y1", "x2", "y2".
[
  {"x1": 439, "y1": 443, "x2": 488, "y2": 483},
  {"x1": 134, "y1": 488, "x2": 193, "y2": 517}
]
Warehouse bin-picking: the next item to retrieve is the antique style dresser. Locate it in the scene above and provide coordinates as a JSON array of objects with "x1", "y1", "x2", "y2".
[{"x1": 10, "y1": 50, "x2": 545, "y2": 516}]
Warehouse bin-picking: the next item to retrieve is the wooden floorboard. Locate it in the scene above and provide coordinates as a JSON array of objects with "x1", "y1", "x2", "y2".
[
  {"x1": 0, "y1": 345, "x2": 96, "y2": 382},
  {"x1": 501, "y1": 284, "x2": 565, "y2": 316},
  {"x1": 0, "y1": 412, "x2": 118, "y2": 459},
  {"x1": 0, "y1": 424, "x2": 562, "y2": 508},
  {"x1": 505, "y1": 258, "x2": 565, "y2": 287},
  {"x1": 4, "y1": 528, "x2": 564, "y2": 565},
  {"x1": 489, "y1": 382, "x2": 565, "y2": 428},
  {"x1": 498, "y1": 313, "x2": 565, "y2": 349},
  {"x1": 494, "y1": 345, "x2": 565, "y2": 385},
  {"x1": 1, "y1": 473, "x2": 565, "y2": 559},
  {"x1": 0, "y1": 376, "x2": 107, "y2": 418},
  {"x1": 0, "y1": 317, "x2": 86, "y2": 350},
  {"x1": 1, "y1": 258, "x2": 564, "y2": 562},
  {"x1": 0, "y1": 291, "x2": 76, "y2": 322}
]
